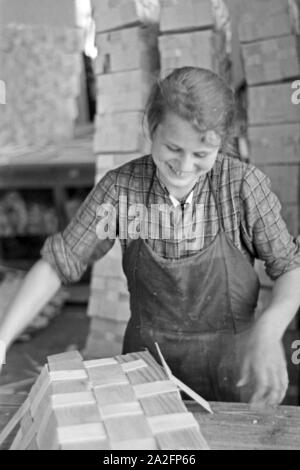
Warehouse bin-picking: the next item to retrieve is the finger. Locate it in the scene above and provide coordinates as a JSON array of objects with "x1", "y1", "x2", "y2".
[
  {"x1": 249, "y1": 371, "x2": 271, "y2": 406},
  {"x1": 237, "y1": 357, "x2": 251, "y2": 387},
  {"x1": 252, "y1": 366, "x2": 286, "y2": 408},
  {"x1": 266, "y1": 368, "x2": 289, "y2": 406},
  {"x1": 262, "y1": 366, "x2": 282, "y2": 406}
]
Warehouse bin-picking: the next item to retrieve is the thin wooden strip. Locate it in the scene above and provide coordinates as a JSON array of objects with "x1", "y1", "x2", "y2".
[
  {"x1": 156, "y1": 427, "x2": 210, "y2": 451},
  {"x1": 48, "y1": 351, "x2": 83, "y2": 363},
  {"x1": 37, "y1": 411, "x2": 60, "y2": 451},
  {"x1": 133, "y1": 380, "x2": 178, "y2": 398},
  {"x1": 172, "y1": 376, "x2": 213, "y2": 414},
  {"x1": 9, "y1": 427, "x2": 23, "y2": 450},
  {"x1": 49, "y1": 370, "x2": 88, "y2": 382},
  {"x1": 117, "y1": 351, "x2": 165, "y2": 380},
  {"x1": 20, "y1": 410, "x2": 34, "y2": 433},
  {"x1": 137, "y1": 350, "x2": 166, "y2": 378},
  {"x1": 140, "y1": 391, "x2": 185, "y2": 416},
  {"x1": 111, "y1": 437, "x2": 157, "y2": 450},
  {"x1": 36, "y1": 404, "x2": 55, "y2": 449},
  {"x1": 125, "y1": 358, "x2": 166, "y2": 385},
  {"x1": 31, "y1": 389, "x2": 52, "y2": 431},
  {"x1": 53, "y1": 404, "x2": 102, "y2": 427},
  {"x1": 84, "y1": 358, "x2": 118, "y2": 368},
  {"x1": 125, "y1": 369, "x2": 152, "y2": 385},
  {"x1": 116, "y1": 352, "x2": 143, "y2": 363},
  {"x1": 104, "y1": 414, "x2": 154, "y2": 445},
  {"x1": 148, "y1": 412, "x2": 198, "y2": 435},
  {"x1": 61, "y1": 439, "x2": 111, "y2": 450},
  {"x1": 29, "y1": 366, "x2": 50, "y2": 406},
  {"x1": 30, "y1": 378, "x2": 51, "y2": 417},
  {"x1": 87, "y1": 364, "x2": 129, "y2": 388},
  {"x1": 47, "y1": 351, "x2": 84, "y2": 371},
  {"x1": 52, "y1": 392, "x2": 96, "y2": 408},
  {"x1": 50, "y1": 379, "x2": 90, "y2": 394},
  {"x1": 26, "y1": 437, "x2": 39, "y2": 450},
  {"x1": 120, "y1": 359, "x2": 147, "y2": 373},
  {"x1": 99, "y1": 402, "x2": 143, "y2": 419},
  {"x1": 19, "y1": 422, "x2": 37, "y2": 451},
  {"x1": 0, "y1": 397, "x2": 30, "y2": 446},
  {"x1": 57, "y1": 423, "x2": 107, "y2": 444},
  {"x1": 93, "y1": 384, "x2": 137, "y2": 406}
]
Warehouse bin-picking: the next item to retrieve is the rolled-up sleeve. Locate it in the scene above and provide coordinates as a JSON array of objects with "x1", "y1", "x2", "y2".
[
  {"x1": 41, "y1": 171, "x2": 118, "y2": 284},
  {"x1": 240, "y1": 166, "x2": 300, "y2": 281}
]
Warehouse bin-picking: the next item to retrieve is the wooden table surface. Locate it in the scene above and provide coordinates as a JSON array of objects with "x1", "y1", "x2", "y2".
[{"x1": 1, "y1": 394, "x2": 299, "y2": 450}]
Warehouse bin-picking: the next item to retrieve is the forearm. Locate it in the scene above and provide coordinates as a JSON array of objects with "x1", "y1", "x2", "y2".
[
  {"x1": 0, "y1": 259, "x2": 61, "y2": 348},
  {"x1": 255, "y1": 267, "x2": 300, "y2": 339}
]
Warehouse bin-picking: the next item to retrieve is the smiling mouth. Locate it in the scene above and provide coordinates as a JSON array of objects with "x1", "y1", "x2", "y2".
[{"x1": 167, "y1": 163, "x2": 194, "y2": 177}]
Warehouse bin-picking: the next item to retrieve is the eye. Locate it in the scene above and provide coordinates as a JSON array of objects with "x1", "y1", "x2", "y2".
[
  {"x1": 166, "y1": 144, "x2": 181, "y2": 152},
  {"x1": 194, "y1": 152, "x2": 208, "y2": 158}
]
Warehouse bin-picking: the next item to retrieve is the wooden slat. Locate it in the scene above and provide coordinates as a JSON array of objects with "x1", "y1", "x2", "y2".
[
  {"x1": 148, "y1": 412, "x2": 198, "y2": 434},
  {"x1": 0, "y1": 397, "x2": 30, "y2": 446},
  {"x1": 51, "y1": 392, "x2": 96, "y2": 408},
  {"x1": 47, "y1": 351, "x2": 84, "y2": 372},
  {"x1": 140, "y1": 391, "x2": 185, "y2": 416},
  {"x1": 54, "y1": 404, "x2": 102, "y2": 427},
  {"x1": 50, "y1": 379, "x2": 90, "y2": 395},
  {"x1": 49, "y1": 370, "x2": 88, "y2": 382},
  {"x1": 99, "y1": 402, "x2": 143, "y2": 419},
  {"x1": 156, "y1": 427, "x2": 210, "y2": 451},
  {"x1": 86, "y1": 364, "x2": 128, "y2": 388},
  {"x1": 104, "y1": 414, "x2": 156, "y2": 450},
  {"x1": 93, "y1": 384, "x2": 137, "y2": 407},
  {"x1": 133, "y1": 380, "x2": 178, "y2": 398},
  {"x1": 57, "y1": 423, "x2": 107, "y2": 445}
]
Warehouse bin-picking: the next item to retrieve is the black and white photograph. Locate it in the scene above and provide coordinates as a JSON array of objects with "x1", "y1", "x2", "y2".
[{"x1": 0, "y1": 0, "x2": 300, "y2": 452}]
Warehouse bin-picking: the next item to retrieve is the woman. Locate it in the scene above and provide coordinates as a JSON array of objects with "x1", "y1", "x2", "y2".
[{"x1": 1, "y1": 67, "x2": 300, "y2": 405}]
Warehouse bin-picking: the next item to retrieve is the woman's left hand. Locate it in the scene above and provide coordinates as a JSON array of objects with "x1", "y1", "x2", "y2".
[{"x1": 237, "y1": 323, "x2": 289, "y2": 407}]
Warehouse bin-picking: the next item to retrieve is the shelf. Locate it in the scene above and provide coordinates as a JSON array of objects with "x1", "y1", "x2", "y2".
[
  {"x1": 0, "y1": 125, "x2": 96, "y2": 190},
  {"x1": 0, "y1": 128, "x2": 95, "y2": 298}
]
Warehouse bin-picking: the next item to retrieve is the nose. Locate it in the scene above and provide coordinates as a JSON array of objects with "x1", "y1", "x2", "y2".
[{"x1": 178, "y1": 152, "x2": 194, "y2": 173}]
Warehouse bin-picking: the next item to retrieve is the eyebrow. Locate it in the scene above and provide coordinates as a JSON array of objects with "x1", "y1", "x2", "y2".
[{"x1": 165, "y1": 140, "x2": 211, "y2": 153}]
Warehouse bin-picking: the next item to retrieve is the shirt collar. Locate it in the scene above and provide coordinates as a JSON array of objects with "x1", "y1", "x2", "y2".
[{"x1": 169, "y1": 190, "x2": 194, "y2": 207}]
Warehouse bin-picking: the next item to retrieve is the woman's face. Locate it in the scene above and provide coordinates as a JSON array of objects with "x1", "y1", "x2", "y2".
[{"x1": 151, "y1": 112, "x2": 221, "y2": 199}]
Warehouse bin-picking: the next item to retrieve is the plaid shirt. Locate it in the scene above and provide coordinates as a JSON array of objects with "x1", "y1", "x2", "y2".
[{"x1": 41, "y1": 153, "x2": 300, "y2": 284}]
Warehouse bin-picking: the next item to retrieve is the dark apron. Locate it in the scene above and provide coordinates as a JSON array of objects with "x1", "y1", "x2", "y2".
[{"x1": 121, "y1": 173, "x2": 259, "y2": 402}]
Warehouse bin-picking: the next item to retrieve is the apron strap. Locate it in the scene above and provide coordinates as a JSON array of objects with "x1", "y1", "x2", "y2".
[{"x1": 208, "y1": 172, "x2": 225, "y2": 233}]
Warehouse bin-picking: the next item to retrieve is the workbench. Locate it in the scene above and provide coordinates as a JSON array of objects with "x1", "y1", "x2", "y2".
[{"x1": 0, "y1": 394, "x2": 299, "y2": 450}]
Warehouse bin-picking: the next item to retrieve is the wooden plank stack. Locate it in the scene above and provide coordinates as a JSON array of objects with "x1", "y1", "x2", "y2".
[
  {"x1": 2, "y1": 350, "x2": 209, "y2": 450},
  {"x1": 239, "y1": 0, "x2": 300, "y2": 240},
  {"x1": 92, "y1": 0, "x2": 160, "y2": 155},
  {"x1": 158, "y1": 0, "x2": 232, "y2": 82},
  {"x1": 86, "y1": 1, "x2": 160, "y2": 358},
  {"x1": 0, "y1": 24, "x2": 83, "y2": 150},
  {"x1": 239, "y1": 0, "x2": 300, "y2": 404}
]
